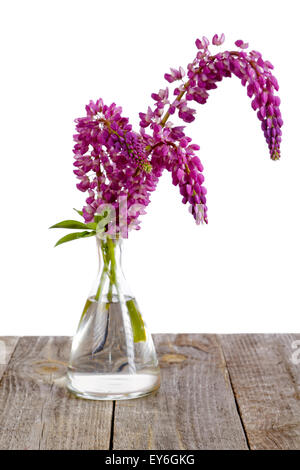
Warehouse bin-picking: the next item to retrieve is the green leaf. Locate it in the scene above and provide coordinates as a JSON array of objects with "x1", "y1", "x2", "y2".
[
  {"x1": 79, "y1": 299, "x2": 92, "y2": 324},
  {"x1": 49, "y1": 209, "x2": 111, "y2": 235},
  {"x1": 54, "y1": 231, "x2": 96, "y2": 247},
  {"x1": 126, "y1": 299, "x2": 146, "y2": 342},
  {"x1": 85, "y1": 222, "x2": 97, "y2": 230},
  {"x1": 95, "y1": 210, "x2": 113, "y2": 235},
  {"x1": 49, "y1": 220, "x2": 89, "y2": 230},
  {"x1": 94, "y1": 210, "x2": 108, "y2": 224},
  {"x1": 73, "y1": 208, "x2": 83, "y2": 217}
]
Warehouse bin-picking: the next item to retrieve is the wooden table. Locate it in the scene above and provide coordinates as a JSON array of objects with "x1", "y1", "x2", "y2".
[{"x1": 0, "y1": 334, "x2": 299, "y2": 450}]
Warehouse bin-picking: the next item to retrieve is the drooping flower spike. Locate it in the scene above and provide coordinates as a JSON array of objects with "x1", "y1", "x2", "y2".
[{"x1": 147, "y1": 34, "x2": 282, "y2": 162}]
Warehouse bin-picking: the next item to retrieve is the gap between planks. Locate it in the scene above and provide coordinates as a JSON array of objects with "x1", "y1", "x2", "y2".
[
  {"x1": 218, "y1": 334, "x2": 300, "y2": 450},
  {"x1": 112, "y1": 334, "x2": 249, "y2": 450}
]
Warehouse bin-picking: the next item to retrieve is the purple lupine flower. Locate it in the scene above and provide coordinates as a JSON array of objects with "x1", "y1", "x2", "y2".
[
  {"x1": 73, "y1": 99, "x2": 158, "y2": 229},
  {"x1": 212, "y1": 34, "x2": 225, "y2": 46},
  {"x1": 235, "y1": 39, "x2": 249, "y2": 49},
  {"x1": 164, "y1": 67, "x2": 185, "y2": 83},
  {"x1": 195, "y1": 36, "x2": 210, "y2": 51},
  {"x1": 139, "y1": 106, "x2": 155, "y2": 128},
  {"x1": 136, "y1": 33, "x2": 282, "y2": 224},
  {"x1": 155, "y1": 34, "x2": 283, "y2": 161},
  {"x1": 170, "y1": 139, "x2": 208, "y2": 224},
  {"x1": 124, "y1": 131, "x2": 152, "y2": 172},
  {"x1": 74, "y1": 34, "x2": 282, "y2": 231}
]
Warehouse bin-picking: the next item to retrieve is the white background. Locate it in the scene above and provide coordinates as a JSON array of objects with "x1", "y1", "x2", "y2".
[{"x1": 1, "y1": 0, "x2": 299, "y2": 335}]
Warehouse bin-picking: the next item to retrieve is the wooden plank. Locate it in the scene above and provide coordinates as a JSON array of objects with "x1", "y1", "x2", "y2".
[
  {"x1": 112, "y1": 334, "x2": 249, "y2": 450},
  {"x1": 219, "y1": 334, "x2": 300, "y2": 450},
  {"x1": 0, "y1": 337, "x2": 19, "y2": 380},
  {"x1": 0, "y1": 336, "x2": 113, "y2": 450}
]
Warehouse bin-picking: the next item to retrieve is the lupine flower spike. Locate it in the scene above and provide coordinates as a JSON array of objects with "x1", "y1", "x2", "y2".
[
  {"x1": 138, "y1": 33, "x2": 282, "y2": 225},
  {"x1": 52, "y1": 34, "x2": 282, "y2": 242}
]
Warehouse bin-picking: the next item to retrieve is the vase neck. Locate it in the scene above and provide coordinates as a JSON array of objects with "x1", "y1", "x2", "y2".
[
  {"x1": 96, "y1": 236, "x2": 123, "y2": 273},
  {"x1": 94, "y1": 236, "x2": 129, "y2": 302}
]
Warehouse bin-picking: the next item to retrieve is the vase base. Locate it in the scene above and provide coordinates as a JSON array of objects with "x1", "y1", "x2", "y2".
[{"x1": 67, "y1": 371, "x2": 160, "y2": 401}]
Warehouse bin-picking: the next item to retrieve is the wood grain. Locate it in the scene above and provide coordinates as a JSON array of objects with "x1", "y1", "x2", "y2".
[
  {"x1": 219, "y1": 334, "x2": 300, "y2": 450},
  {"x1": 0, "y1": 337, "x2": 19, "y2": 380},
  {"x1": 1, "y1": 334, "x2": 299, "y2": 450},
  {"x1": 112, "y1": 334, "x2": 248, "y2": 450},
  {"x1": 0, "y1": 337, "x2": 113, "y2": 450}
]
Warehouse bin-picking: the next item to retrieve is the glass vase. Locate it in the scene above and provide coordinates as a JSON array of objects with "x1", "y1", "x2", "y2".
[{"x1": 67, "y1": 235, "x2": 160, "y2": 400}]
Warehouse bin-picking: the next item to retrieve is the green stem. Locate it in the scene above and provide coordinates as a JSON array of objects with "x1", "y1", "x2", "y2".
[
  {"x1": 107, "y1": 237, "x2": 117, "y2": 285},
  {"x1": 107, "y1": 237, "x2": 117, "y2": 303},
  {"x1": 160, "y1": 86, "x2": 187, "y2": 127},
  {"x1": 95, "y1": 241, "x2": 109, "y2": 301},
  {"x1": 95, "y1": 267, "x2": 107, "y2": 302},
  {"x1": 93, "y1": 236, "x2": 146, "y2": 343},
  {"x1": 94, "y1": 237, "x2": 117, "y2": 303}
]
